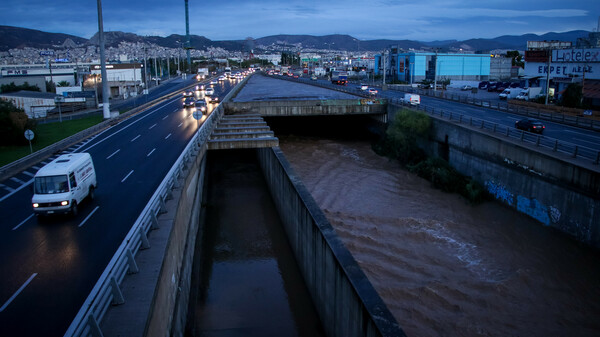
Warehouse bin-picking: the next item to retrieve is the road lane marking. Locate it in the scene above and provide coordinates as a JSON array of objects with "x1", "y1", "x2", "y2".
[
  {"x1": 0, "y1": 273, "x2": 38, "y2": 312},
  {"x1": 13, "y1": 214, "x2": 34, "y2": 230},
  {"x1": 173, "y1": 108, "x2": 179, "y2": 112},
  {"x1": 178, "y1": 122, "x2": 183, "y2": 128},
  {"x1": 149, "y1": 123, "x2": 157, "y2": 129},
  {"x1": 32, "y1": 166, "x2": 40, "y2": 170},
  {"x1": 0, "y1": 179, "x2": 32, "y2": 203},
  {"x1": 131, "y1": 135, "x2": 141, "y2": 142},
  {"x1": 79, "y1": 206, "x2": 100, "y2": 228},
  {"x1": 1, "y1": 184, "x2": 15, "y2": 193},
  {"x1": 165, "y1": 133, "x2": 171, "y2": 139},
  {"x1": 106, "y1": 149, "x2": 120, "y2": 159},
  {"x1": 147, "y1": 148, "x2": 156, "y2": 157},
  {"x1": 162, "y1": 115, "x2": 169, "y2": 120},
  {"x1": 22, "y1": 171, "x2": 35, "y2": 177},
  {"x1": 10, "y1": 177, "x2": 25, "y2": 184},
  {"x1": 565, "y1": 129, "x2": 596, "y2": 137},
  {"x1": 121, "y1": 170, "x2": 134, "y2": 183}
]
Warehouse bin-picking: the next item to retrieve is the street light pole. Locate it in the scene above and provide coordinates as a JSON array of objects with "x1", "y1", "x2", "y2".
[{"x1": 96, "y1": 0, "x2": 111, "y2": 119}]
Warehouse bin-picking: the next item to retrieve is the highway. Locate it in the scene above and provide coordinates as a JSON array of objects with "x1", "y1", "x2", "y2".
[{"x1": 0, "y1": 75, "x2": 240, "y2": 336}]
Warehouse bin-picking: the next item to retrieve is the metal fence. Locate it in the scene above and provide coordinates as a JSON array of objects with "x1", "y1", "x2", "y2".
[
  {"x1": 387, "y1": 98, "x2": 600, "y2": 165},
  {"x1": 63, "y1": 75, "x2": 251, "y2": 337}
]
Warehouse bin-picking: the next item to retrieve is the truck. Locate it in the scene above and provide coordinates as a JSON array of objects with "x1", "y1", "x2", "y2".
[
  {"x1": 499, "y1": 87, "x2": 521, "y2": 100},
  {"x1": 331, "y1": 70, "x2": 348, "y2": 85},
  {"x1": 224, "y1": 67, "x2": 232, "y2": 78},
  {"x1": 516, "y1": 87, "x2": 542, "y2": 101},
  {"x1": 32, "y1": 153, "x2": 97, "y2": 216},
  {"x1": 403, "y1": 93, "x2": 421, "y2": 105},
  {"x1": 196, "y1": 67, "x2": 209, "y2": 80}
]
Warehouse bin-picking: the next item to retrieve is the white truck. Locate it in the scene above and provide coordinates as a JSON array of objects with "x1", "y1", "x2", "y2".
[
  {"x1": 196, "y1": 67, "x2": 209, "y2": 80},
  {"x1": 403, "y1": 93, "x2": 421, "y2": 105},
  {"x1": 499, "y1": 87, "x2": 521, "y2": 100},
  {"x1": 32, "y1": 153, "x2": 97, "y2": 216},
  {"x1": 516, "y1": 87, "x2": 542, "y2": 101}
]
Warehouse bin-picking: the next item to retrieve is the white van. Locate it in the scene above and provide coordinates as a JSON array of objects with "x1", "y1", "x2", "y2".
[
  {"x1": 403, "y1": 93, "x2": 421, "y2": 105},
  {"x1": 32, "y1": 153, "x2": 97, "y2": 216}
]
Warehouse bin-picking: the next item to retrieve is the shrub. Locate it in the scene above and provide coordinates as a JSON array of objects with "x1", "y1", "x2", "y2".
[
  {"x1": 0, "y1": 100, "x2": 37, "y2": 145},
  {"x1": 383, "y1": 109, "x2": 430, "y2": 165}
]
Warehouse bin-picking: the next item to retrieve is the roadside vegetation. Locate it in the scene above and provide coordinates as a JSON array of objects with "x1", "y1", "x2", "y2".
[
  {"x1": 0, "y1": 100, "x2": 102, "y2": 167},
  {"x1": 373, "y1": 108, "x2": 488, "y2": 203}
]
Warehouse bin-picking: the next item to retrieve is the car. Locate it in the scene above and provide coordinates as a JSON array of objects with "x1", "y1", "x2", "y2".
[
  {"x1": 195, "y1": 99, "x2": 207, "y2": 112},
  {"x1": 210, "y1": 79, "x2": 218, "y2": 85},
  {"x1": 515, "y1": 118, "x2": 545, "y2": 134},
  {"x1": 183, "y1": 97, "x2": 195, "y2": 108},
  {"x1": 183, "y1": 90, "x2": 193, "y2": 98},
  {"x1": 368, "y1": 88, "x2": 378, "y2": 95},
  {"x1": 218, "y1": 76, "x2": 226, "y2": 81},
  {"x1": 461, "y1": 85, "x2": 473, "y2": 91},
  {"x1": 478, "y1": 81, "x2": 489, "y2": 90},
  {"x1": 487, "y1": 82, "x2": 497, "y2": 92},
  {"x1": 311, "y1": 75, "x2": 317, "y2": 80},
  {"x1": 360, "y1": 84, "x2": 369, "y2": 91},
  {"x1": 205, "y1": 87, "x2": 215, "y2": 96},
  {"x1": 208, "y1": 95, "x2": 219, "y2": 103},
  {"x1": 195, "y1": 85, "x2": 205, "y2": 91}
]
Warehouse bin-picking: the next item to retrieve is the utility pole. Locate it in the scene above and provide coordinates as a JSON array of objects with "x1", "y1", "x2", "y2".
[
  {"x1": 143, "y1": 46, "x2": 148, "y2": 93},
  {"x1": 434, "y1": 49, "x2": 438, "y2": 92},
  {"x1": 154, "y1": 56, "x2": 158, "y2": 86},
  {"x1": 185, "y1": 0, "x2": 192, "y2": 74},
  {"x1": 545, "y1": 50, "x2": 551, "y2": 105},
  {"x1": 97, "y1": 0, "x2": 111, "y2": 119}
]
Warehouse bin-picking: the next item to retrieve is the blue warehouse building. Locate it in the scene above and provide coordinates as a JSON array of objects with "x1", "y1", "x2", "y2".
[{"x1": 375, "y1": 51, "x2": 490, "y2": 83}]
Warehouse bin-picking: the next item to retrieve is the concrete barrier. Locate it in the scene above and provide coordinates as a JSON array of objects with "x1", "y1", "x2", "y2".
[
  {"x1": 257, "y1": 147, "x2": 406, "y2": 337},
  {"x1": 225, "y1": 99, "x2": 387, "y2": 116},
  {"x1": 391, "y1": 104, "x2": 600, "y2": 248}
]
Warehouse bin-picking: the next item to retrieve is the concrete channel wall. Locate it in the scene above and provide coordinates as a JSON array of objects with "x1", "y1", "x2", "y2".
[
  {"x1": 256, "y1": 147, "x2": 406, "y2": 337},
  {"x1": 390, "y1": 103, "x2": 600, "y2": 248},
  {"x1": 225, "y1": 99, "x2": 387, "y2": 116}
]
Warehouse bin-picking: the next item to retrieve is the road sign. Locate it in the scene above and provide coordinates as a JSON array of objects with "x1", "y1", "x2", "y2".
[
  {"x1": 192, "y1": 111, "x2": 203, "y2": 120},
  {"x1": 24, "y1": 129, "x2": 35, "y2": 140}
]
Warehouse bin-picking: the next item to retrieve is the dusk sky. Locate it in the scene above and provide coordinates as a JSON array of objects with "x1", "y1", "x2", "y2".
[{"x1": 1, "y1": 0, "x2": 598, "y2": 42}]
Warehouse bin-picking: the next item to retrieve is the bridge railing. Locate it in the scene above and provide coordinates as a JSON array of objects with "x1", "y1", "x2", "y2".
[
  {"x1": 388, "y1": 98, "x2": 600, "y2": 165},
  {"x1": 63, "y1": 74, "x2": 252, "y2": 337}
]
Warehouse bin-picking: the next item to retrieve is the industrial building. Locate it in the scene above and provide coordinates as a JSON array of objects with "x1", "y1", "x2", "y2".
[{"x1": 375, "y1": 50, "x2": 490, "y2": 84}]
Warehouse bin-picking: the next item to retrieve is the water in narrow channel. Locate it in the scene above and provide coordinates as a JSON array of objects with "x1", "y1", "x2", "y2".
[{"x1": 186, "y1": 149, "x2": 325, "y2": 337}]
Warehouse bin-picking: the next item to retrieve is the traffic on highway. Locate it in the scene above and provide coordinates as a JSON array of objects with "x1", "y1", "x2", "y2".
[{"x1": 0, "y1": 73, "x2": 239, "y2": 336}]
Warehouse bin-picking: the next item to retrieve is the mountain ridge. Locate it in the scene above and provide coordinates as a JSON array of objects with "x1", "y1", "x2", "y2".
[{"x1": 0, "y1": 25, "x2": 591, "y2": 53}]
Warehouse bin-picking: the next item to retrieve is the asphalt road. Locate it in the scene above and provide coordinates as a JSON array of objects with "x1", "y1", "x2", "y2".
[{"x1": 0, "y1": 75, "x2": 239, "y2": 336}]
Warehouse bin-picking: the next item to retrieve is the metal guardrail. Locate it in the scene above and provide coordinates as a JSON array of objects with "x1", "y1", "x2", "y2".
[
  {"x1": 63, "y1": 74, "x2": 251, "y2": 337},
  {"x1": 392, "y1": 86, "x2": 600, "y2": 132},
  {"x1": 387, "y1": 98, "x2": 600, "y2": 165}
]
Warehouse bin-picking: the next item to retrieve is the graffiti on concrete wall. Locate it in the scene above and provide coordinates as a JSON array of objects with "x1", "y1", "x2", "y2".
[
  {"x1": 516, "y1": 195, "x2": 551, "y2": 226},
  {"x1": 485, "y1": 181, "x2": 513, "y2": 205}
]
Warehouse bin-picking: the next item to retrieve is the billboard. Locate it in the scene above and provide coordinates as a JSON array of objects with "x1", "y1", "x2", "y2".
[{"x1": 552, "y1": 49, "x2": 600, "y2": 63}]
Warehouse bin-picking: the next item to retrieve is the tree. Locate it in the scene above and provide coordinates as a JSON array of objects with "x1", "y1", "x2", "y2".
[
  {"x1": 46, "y1": 80, "x2": 56, "y2": 93},
  {"x1": 57, "y1": 81, "x2": 70, "y2": 87},
  {"x1": 0, "y1": 82, "x2": 40, "y2": 93},
  {"x1": 561, "y1": 83, "x2": 583, "y2": 108},
  {"x1": 385, "y1": 109, "x2": 431, "y2": 165},
  {"x1": 506, "y1": 50, "x2": 524, "y2": 68},
  {"x1": 0, "y1": 100, "x2": 37, "y2": 146}
]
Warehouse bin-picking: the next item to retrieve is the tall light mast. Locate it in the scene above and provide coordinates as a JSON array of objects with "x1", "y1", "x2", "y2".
[
  {"x1": 97, "y1": 0, "x2": 111, "y2": 119},
  {"x1": 185, "y1": 0, "x2": 191, "y2": 74}
]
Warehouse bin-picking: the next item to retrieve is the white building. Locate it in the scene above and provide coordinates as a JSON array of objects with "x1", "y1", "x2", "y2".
[
  {"x1": 0, "y1": 91, "x2": 56, "y2": 118},
  {"x1": 255, "y1": 54, "x2": 282, "y2": 66}
]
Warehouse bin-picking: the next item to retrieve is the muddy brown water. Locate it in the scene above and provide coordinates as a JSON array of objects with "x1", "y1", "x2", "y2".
[{"x1": 279, "y1": 136, "x2": 600, "y2": 337}]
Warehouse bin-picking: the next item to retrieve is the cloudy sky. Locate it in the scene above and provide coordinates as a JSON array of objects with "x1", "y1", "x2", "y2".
[{"x1": 1, "y1": 0, "x2": 598, "y2": 41}]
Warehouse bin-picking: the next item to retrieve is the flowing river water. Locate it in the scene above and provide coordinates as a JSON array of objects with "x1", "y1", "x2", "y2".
[{"x1": 279, "y1": 135, "x2": 600, "y2": 337}]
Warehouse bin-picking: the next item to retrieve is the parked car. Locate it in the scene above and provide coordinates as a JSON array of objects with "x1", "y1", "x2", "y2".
[
  {"x1": 461, "y1": 85, "x2": 473, "y2": 91},
  {"x1": 487, "y1": 82, "x2": 497, "y2": 92},
  {"x1": 478, "y1": 81, "x2": 489, "y2": 90},
  {"x1": 515, "y1": 118, "x2": 545, "y2": 134}
]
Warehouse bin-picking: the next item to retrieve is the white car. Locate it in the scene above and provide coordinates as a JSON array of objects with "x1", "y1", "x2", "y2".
[
  {"x1": 210, "y1": 79, "x2": 218, "y2": 85},
  {"x1": 205, "y1": 87, "x2": 215, "y2": 96},
  {"x1": 368, "y1": 88, "x2": 378, "y2": 95},
  {"x1": 360, "y1": 84, "x2": 369, "y2": 91}
]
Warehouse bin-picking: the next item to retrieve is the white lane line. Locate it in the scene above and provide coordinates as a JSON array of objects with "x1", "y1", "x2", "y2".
[
  {"x1": 79, "y1": 206, "x2": 100, "y2": 228},
  {"x1": 178, "y1": 122, "x2": 183, "y2": 128},
  {"x1": 162, "y1": 115, "x2": 169, "y2": 120},
  {"x1": 165, "y1": 133, "x2": 171, "y2": 140},
  {"x1": 565, "y1": 129, "x2": 596, "y2": 137},
  {"x1": 106, "y1": 149, "x2": 120, "y2": 159},
  {"x1": 22, "y1": 171, "x2": 35, "y2": 177},
  {"x1": 121, "y1": 170, "x2": 134, "y2": 183},
  {"x1": 0, "y1": 273, "x2": 38, "y2": 312},
  {"x1": 147, "y1": 148, "x2": 156, "y2": 157},
  {"x1": 10, "y1": 177, "x2": 25, "y2": 184},
  {"x1": 1, "y1": 184, "x2": 15, "y2": 193},
  {"x1": 13, "y1": 214, "x2": 34, "y2": 230},
  {"x1": 131, "y1": 135, "x2": 141, "y2": 142},
  {"x1": 149, "y1": 123, "x2": 157, "y2": 129},
  {"x1": 32, "y1": 166, "x2": 40, "y2": 170},
  {"x1": 173, "y1": 108, "x2": 179, "y2": 113}
]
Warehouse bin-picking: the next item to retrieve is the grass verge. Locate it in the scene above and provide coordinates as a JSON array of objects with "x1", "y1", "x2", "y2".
[{"x1": 0, "y1": 115, "x2": 103, "y2": 167}]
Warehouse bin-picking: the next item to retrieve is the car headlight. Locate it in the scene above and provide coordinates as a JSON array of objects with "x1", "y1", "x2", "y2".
[
  {"x1": 61, "y1": 200, "x2": 69, "y2": 206},
  {"x1": 33, "y1": 203, "x2": 39, "y2": 208}
]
